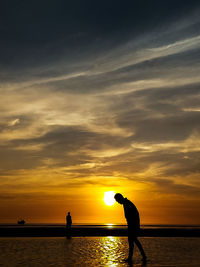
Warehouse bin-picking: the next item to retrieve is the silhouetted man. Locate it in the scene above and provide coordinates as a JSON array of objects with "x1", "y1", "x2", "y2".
[
  {"x1": 114, "y1": 193, "x2": 147, "y2": 263},
  {"x1": 66, "y1": 211, "x2": 72, "y2": 238}
]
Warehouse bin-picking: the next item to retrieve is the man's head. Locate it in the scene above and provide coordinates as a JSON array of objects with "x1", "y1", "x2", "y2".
[{"x1": 114, "y1": 193, "x2": 125, "y2": 204}]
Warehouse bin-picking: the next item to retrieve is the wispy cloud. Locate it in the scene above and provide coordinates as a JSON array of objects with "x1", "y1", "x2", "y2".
[{"x1": 8, "y1": 118, "x2": 20, "y2": 127}]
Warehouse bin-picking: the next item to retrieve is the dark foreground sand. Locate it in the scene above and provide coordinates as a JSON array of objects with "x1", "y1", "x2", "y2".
[{"x1": 0, "y1": 225, "x2": 200, "y2": 237}]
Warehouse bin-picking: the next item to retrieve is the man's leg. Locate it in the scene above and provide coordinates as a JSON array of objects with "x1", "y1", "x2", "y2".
[
  {"x1": 134, "y1": 236, "x2": 147, "y2": 261},
  {"x1": 128, "y1": 234, "x2": 134, "y2": 260}
]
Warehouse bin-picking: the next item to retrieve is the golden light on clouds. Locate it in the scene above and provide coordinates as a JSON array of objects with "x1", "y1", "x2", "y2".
[{"x1": 1, "y1": 1, "x2": 200, "y2": 225}]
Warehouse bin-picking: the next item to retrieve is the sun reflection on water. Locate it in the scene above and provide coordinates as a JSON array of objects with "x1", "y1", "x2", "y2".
[
  {"x1": 106, "y1": 223, "x2": 114, "y2": 229},
  {"x1": 101, "y1": 236, "x2": 125, "y2": 266}
]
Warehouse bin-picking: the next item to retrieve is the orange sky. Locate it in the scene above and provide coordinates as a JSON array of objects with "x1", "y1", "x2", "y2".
[{"x1": 1, "y1": 173, "x2": 200, "y2": 224}]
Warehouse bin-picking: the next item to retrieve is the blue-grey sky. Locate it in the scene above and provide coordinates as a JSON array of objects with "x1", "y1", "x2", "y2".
[{"x1": 1, "y1": 0, "x2": 200, "y2": 223}]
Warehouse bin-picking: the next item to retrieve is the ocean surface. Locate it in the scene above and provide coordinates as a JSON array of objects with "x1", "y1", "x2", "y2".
[
  {"x1": 0, "y1": 237, "x2": 200, "y2": 267},
  {"x1": 2, "y1": 223, "x2": 200, "y2": 228}
]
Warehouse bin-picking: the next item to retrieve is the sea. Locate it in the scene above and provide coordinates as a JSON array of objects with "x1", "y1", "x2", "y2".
[{"x1": 0, "y1": 225, "x2": 200, "y2": 267}]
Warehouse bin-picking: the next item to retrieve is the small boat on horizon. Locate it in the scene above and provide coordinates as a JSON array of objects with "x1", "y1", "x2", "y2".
[{"x1": 17, "y1": 219, "x2": 26, "y2": 225}]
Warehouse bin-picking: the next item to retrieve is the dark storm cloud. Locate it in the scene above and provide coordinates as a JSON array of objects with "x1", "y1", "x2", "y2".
[
  {"x1": 151, "y1": 178, "x2": 200, "y2": 197},
  {"x1": 0, "y1": 144, "x2": 41, "y2": 170},
  {"x1": 114, "y1": 82, "x2": 200, "y2": 142},
  {"x1": 1, "y1": 0, "x2": 200, "y2": 73},
  {"x1": 2, "y1": 125, "x2": 132, "y2": 170},
  {"x1": 132, "y1": 150, "x2": 200, "y2": 177},
  {"x1": 120, "y1": 108, "x2": 200, "y2": 142}
]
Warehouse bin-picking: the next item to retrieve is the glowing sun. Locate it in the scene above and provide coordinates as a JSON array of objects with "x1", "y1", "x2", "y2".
[{"x1": 103, "y1": 191, "x2": 115, "y2": 206}]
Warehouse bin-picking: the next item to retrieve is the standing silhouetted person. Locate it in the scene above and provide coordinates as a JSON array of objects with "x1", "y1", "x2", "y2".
[
  {"x1": 66, "y1": 211, "x2": 72, "y2": 238},
  {"x1": 114, "y1": 193, "x2": 147, "y2": 263}
]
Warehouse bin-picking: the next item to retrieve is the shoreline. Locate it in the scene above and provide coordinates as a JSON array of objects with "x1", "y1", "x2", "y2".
[{"x1": 0, "y1": 226, "x2": 200, "y2": 237}]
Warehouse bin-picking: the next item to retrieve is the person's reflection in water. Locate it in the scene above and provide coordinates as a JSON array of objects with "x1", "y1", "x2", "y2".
[
  {"x1": 126, "y1": 260, "x2": 147, "y2": 267},
  {"x1": 66, "y1": 211, "x2": 72, "y2": 238},
  {"x1": 114, "y1": 193, "x2": 147, "y2": 264}
]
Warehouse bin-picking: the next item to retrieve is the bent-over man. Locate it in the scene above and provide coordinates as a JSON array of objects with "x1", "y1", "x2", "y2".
[{"x1": 114, "y1": 193, "x2": 147, "y2": 263}]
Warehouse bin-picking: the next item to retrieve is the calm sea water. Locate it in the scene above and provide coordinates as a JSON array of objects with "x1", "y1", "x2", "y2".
[{"x1": 0, "y1": 237, "x2": 199, "y2": 267}]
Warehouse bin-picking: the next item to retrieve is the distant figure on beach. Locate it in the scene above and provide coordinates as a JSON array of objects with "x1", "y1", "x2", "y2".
[
  {"x1": 66, "y1": 212, "x2": 72, "y2": 238},
  {"x1": 114, "y1": 193, "x2": 147, "y2": 263}
]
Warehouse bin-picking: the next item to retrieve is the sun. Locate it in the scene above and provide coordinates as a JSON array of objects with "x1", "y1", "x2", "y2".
[{"x1": 103, "y1": 191, "x2": 115, "y2": 206}]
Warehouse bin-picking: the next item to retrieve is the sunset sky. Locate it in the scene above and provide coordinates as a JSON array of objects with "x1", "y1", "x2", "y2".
[{"x1": 1, "y1": 0, "x2": 200, "y2": 224}]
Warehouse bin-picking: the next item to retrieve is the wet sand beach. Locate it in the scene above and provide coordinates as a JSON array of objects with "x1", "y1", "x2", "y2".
[{"x1": 0, "y1": 236, "x2": 200, "y2": 267}]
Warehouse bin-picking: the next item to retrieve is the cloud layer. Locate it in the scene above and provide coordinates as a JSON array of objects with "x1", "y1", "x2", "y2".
[{"x1": 1, "y1": 0, "x2": 200, "y2": 223}]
